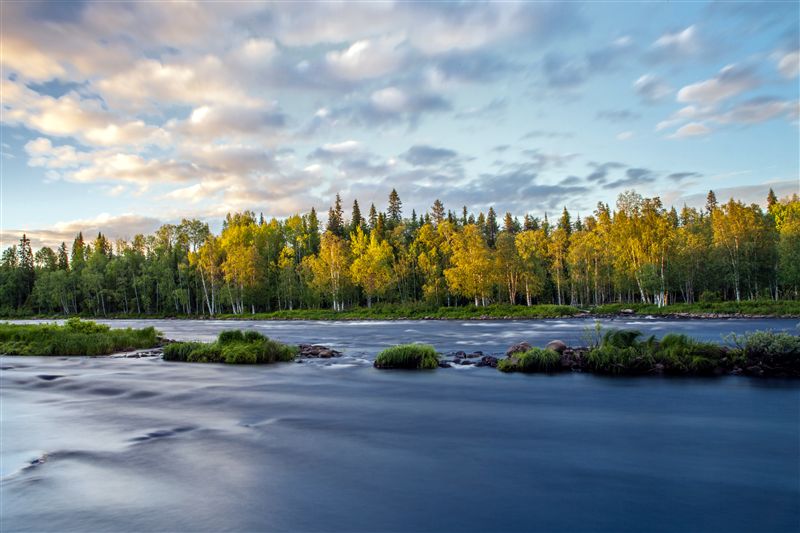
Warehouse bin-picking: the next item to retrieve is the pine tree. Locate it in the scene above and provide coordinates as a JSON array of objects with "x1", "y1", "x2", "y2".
[
  {"x1": 387, "y1": 189, "x2": 402, "y2": 223},
  {"x1": 559, "y1": 207, "x2": 572, "y2": 237},
  {"x1": 485, "y1": 207, "x2": 499, "y2": 247},
  {"x1": 71, "y1": 232, "x2": 86, "y2": 271},
  {"x1": 57, "y1": 242, "x2": 69, "y2": 270},
  {"x1": 351, "y1": 199, "x2": 363, "y2": 234},
  {"x1": 368, "y1": 203, "x2": 378, "y2": 230},
  {"x1": 431, "y1": 199, "x2": 445, "y2": 224},
  {"x1": 461, "y1": 206, "x2": 468, "y2": 226},
  {"x1": 767, "y1": 188, "x2": 778, "y2": 211},
  {"x1": 326, "y1": 194, "x2": 344, "y2": 236},
  {"x1": 706, "y1": 190, "x2": 718, "y2": 216},
  {"x1": 523, "y1": 214, "x2": 537, "y2": 231},
  {"x1": 503, "y1": 212, "x2": 516, "y2": 234}
]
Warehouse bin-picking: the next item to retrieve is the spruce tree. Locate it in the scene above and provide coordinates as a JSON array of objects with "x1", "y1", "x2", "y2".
[
  {"x1": 431, "y1": 199, "x2": 445, "y2": 224},
  {"x1": 558, "y1": 207, "x2": 572, "y2": 236},
  {"x1": 351, "y1": 199, "x2": 363, "y2": 234},
  {"x1": 387, "y1": 189, "x2": 402, "y2": 223},
  {"x1": 706, "y1": 190, "x2": 718, "y2": 216},
  {"x1": 485, "y1": 207, "x2": 499, "y2": 246},
  {"x1": 368, "y1": 203, "x2": 378, "y2": 230},
  {"x1": 767, "y1": 188, "x2": 778, "y2": 211},
  {"x1": 307, "y1": 208, "x2": 321, "y2": 254},
  {"x1": 57, "y1": 242, "x2": 69, "y2": 270}
]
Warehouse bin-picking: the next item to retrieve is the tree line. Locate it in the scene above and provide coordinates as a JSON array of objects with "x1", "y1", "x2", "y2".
[{"x1": 1, "y1": 187, "x2": 798, "y2": 317}]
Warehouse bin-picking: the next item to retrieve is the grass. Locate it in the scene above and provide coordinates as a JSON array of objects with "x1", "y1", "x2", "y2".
[
  {"x1": 497, "y1": 347, "x2": 561, "y2": 373},
  {"x1": 163, "y1": 330, "x2": 297, "y2": 364},
  {"x1": 592, "y1": 300, "x2": 800, "y2": 317},
  {"x1": 373, "y1": 344, "x2": 439, "y2": 369},
  {"x1": 0, "y1": 318, "x2": 160, "y2": 356}
]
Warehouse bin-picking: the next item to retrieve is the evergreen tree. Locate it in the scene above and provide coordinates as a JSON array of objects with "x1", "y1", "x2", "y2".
[
  {"x1": 767, "y1": 188, "x2": 778, "y2": 211},
  {"x1": 558, "y1": 207, "x2": 572, "y2": 237},
  {"x1": 431, "y1": 199, "x2": 445, "y2": 224},
  {"x1": 307, "y1": 208, "x2": 321, "y2": 254},
  {"x1": 387, "y1": 189, "x2": 402, "y2": 223},
  {"x1": 326, "y1": 194, "x2": 344, "y2": 236},
  {"x1": 57, "y1": 242, "x2": 69, "y2": 270},
  {"x1": 485, "y1": 207, "x2": 499, "y2": 246},
  {"x1": 368, "y1": 203, "x2": 378, "y2": 230},
  {"x1": 706, "y1": 190, "x2": 718, "y2": 216},
  {"x1": 350, "y1": 199, "x2": 363, "y2": 234},
  {"x1": 462, "y1": 206, "x2": 468, "y2": 226},
  {"x1": 71, "y1": 232, "x2": 86, "y2": 271},
  {"x1": 503, "y1": 212, "x2": 516, "y2": 234}
]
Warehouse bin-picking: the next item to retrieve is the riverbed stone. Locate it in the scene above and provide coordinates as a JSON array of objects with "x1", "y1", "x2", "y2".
[{"x1": 298, "y1": 344, "x2": 342, "y2": 358}]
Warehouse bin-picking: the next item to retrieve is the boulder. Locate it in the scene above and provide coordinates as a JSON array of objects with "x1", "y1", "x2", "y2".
[
  {"x1": 475, "y1": 355, "x2": 499, "y2": 368},
  {"x1": 438, "y1": 361, "x2": 452, "y2": 368},
  {"x1": 506, "y1": 342, "x2": 532, "y2": 356},
  {"x1": 298, "y1": 344, "x2": 342, "y2": 358},
  {"x1": 545, "y1": 340, "x2": 567, "y2": 354}
]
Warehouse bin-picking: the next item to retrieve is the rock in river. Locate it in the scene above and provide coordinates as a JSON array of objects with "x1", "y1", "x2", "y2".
[
  {"x1": 505, "y1": 342, "x2": 532, "y2": 356},
  {"x1": 298, "y1": 344, "x2": 342, "y2": 358},
  {"x1": 545, "y1": 340, "x2": 567, "y2": 354}
]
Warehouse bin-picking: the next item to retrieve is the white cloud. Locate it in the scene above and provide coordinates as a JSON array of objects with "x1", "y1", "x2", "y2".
[
  {"x1": 370, "y1": 87, "x2": 409, "y2": 113},
  {"x1": 325, "y1": 36, "x2": 405, "y2": 80},
  {"x1": 652, "y1": 25, "x2": 701, "y2": 57},
  {"x1": 677, "y1": 64, "x2": 758, "y2": 105},
  {"x1": 616, "y1": 131, "x2": 634, "y2": 141},
  {"x1": 321, "y1": 140, "x2": 362, "y2": 154},
  {"x1": 633, "y1": 74, "x2": 672, "y2": 103},
  {"x1": 778, "y1": 50, "x2": 799, "y2": 79},
  {"x1": 669, "y1": 122, "x2": 711, "y2": 138}
]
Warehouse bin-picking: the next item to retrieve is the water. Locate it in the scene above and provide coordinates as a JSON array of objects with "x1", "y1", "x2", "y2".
[{"x1": 2, "y1": 319, "x2": 799, "y2": 532}]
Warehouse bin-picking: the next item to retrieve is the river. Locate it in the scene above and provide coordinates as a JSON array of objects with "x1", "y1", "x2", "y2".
[{"x1": 2, "y1": 318, "x2": 798, "y2": 532}]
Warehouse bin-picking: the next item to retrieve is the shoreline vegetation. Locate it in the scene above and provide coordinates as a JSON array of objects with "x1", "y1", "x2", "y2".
[
  {"x1": 1, "y1": 320, "x2": 797, "y2": 377},
  {"x1": 2, "y1": 301, "x2": 800, "y2": 321},
  {"x1": 2, "y1": 189, "x2": 799, "y2": 321}
]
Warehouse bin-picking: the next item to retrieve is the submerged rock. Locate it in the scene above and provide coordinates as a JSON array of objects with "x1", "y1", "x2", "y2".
[
  {"x1": 475, "y1": 355, "x2": 499, "y2": 368},
  {"x1": 298, "y1": 344, "x2": 342, "y2": 358}
]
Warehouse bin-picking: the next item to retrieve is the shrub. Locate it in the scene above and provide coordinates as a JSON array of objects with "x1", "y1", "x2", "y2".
[
  {"x1": 374, "y1": 344, "x2": 439, "y2": 369},
  {"x1": 497, "y1": 347, "x2": 561, "y2": 373},
  {"x1": 730, "y1": 330, "x2": 800, "y2": 374},
  {"x1": 655, "y1": 333, "x2": 725, "y2": 374}
]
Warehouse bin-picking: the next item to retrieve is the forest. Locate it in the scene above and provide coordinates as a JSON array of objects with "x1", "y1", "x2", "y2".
[{"x1": 1, "y1": 188, "x2": 798, "y2": 317}]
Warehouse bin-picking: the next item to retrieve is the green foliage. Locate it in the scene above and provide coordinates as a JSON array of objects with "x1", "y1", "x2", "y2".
[
  {"x1": 374, "y1": 344, "x2": 439, "y2": 369},
  {"x1": 729, "y1": 330, "x2": 800, "y2": 373},
  {"x1": 163, "y1": 329, "x2": 296, "y2": 365},
  {"x1": 587, "y1": 328, "x2": 726, "y2": 375},
  {"x1": 0, "y1": 319, "x2": 159, "y2": 356},
  {"x1": 497, "y1": 348, "x2": 561, "y2": 373}
]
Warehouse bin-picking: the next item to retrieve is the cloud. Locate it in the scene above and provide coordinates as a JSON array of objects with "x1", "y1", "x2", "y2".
[
  {"x1": 616, "y1": 131, "x2": 634, "y2": 141},
  {"x1": 670, "y1": 122, "x2": 711, "y2": 138},
  {"x1": 777, "y1": 50, "x2": 799, "y2": 78},
  {"x1": 677, "y1": 64, "x2": 759, "y2": 105},
  {"x1": 325, "y1": 36, "x2": 406, "y2": 80},
  {"x1": 401, "y1": 145, "x2": 459, "y2": 166},
  {"x1": 520, "y1": 130, "x2": 573, "y2": 139},
  {"x1": 649, "y1": 25, "x2": 703, "y2": 61},
  {"x1": 603, "y1": 167, "x2": 657, "y2": 189},
  {"x1": 596, "y1": 109, "x2": 641, "y2": 122},
  {"x1": 10, "y1": 213, "x2": 165, "y2": 249},
  {"x1": 586, "y1": 161, "x2": 627, "y2": 183},
  {"x1": 454, "y1": 98, "x2": 507, "y2": 120},
  {"x1": 633, "y1": 74, "x2": 673, "y2": 103},
  {"x1": 168, "y1": 103, "x2": 287, "y2": 141},
  {"x1": 667, "y1": 172, "x2": 702, "y2": 181},
  {"x1": 714, "y1": 97, "x2": 798, "y2": 124},
  {"x1": 542, "y1": 53, "x2": 586, "y2": 88}
]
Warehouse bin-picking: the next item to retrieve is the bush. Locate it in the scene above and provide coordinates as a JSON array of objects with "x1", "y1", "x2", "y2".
[
  {"x1": 162, "y1": 330, "x2": 297, "y2": 365},
  {"x1": 497, "y1": 347, "x2": 561, "y2": 373},
  {"x1": 730, "y1": 330, "x2": 800, "y2": 374},
  {"x1": 374, "y1": 344, "x2": 439, "y2": 369},
  {"x1": 655, "y1": 333, "x2": 725, "y2": 374}
]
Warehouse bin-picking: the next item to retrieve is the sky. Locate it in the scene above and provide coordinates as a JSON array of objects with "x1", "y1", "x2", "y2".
[{"x1": 1, "y1": 0, "x2": 799, "y2": 249}]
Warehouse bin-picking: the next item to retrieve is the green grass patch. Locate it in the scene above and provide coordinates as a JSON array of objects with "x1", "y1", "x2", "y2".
[
  {"x1": 497, "y1": 347, "x2": 561, "y2": 373},
  {"x1": 162, "y1": 330, "x2": 296, "y2": 365},
  {"x1": 0, "y1": 318, "x2": 160, "y2": 356},
  {"x1": 373, "y1": 344, "x2": 439, "y2": 369},
  {"x1": 728, "y1": 330, "x2": 800, "y2": 373},
  {"x1": 585, "y1": 328, "x2": 738, "y2": 375},
  {"x1": 592, "y1": 300, "x2": 800, "y2": 317}
]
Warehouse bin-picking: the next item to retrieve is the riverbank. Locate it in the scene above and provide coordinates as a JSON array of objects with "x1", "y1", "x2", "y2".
[{"x1": 3, "y1": 300, "x2": 800, "y2": 321}]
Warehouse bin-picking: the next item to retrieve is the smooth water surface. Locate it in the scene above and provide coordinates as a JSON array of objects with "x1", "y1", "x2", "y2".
[{"x1": 2, "y1": 319, "x2": 799, "y2": 532}]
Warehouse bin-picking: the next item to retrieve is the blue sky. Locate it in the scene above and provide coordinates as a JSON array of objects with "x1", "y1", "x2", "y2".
[{"x1": 1, "y1": 1, "x2": 798, "y2": 248}]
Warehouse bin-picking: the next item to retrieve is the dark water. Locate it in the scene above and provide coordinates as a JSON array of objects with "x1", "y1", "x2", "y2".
[{"x1": 2, "y1": 319, "x2": 799, "y2": 532}]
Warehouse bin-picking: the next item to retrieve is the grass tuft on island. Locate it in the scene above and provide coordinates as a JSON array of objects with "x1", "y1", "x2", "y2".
[
  {"x1": 374, "y1": 344, "x2": 439, "y2": 369},
  {"x1": 163, "y1": 330, "x2": 297, "y2": 364},
  {"x1": 0, "y1": 318, "x2": 160, "y2": 356},
  {"x1": 497, "y1": 348, "x2": 561, "y2": 373}
]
